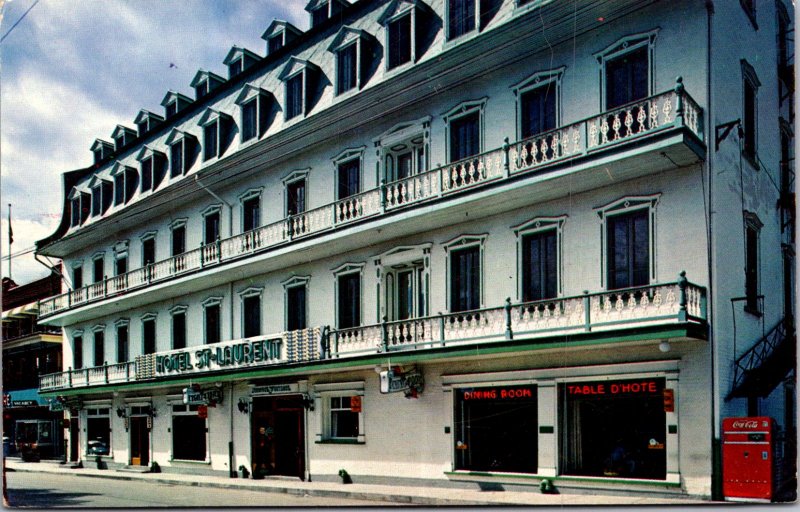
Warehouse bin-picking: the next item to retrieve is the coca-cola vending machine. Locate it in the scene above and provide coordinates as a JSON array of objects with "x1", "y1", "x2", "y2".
[{"x1": 722, "y1": 416, "x2": 775, "y2": 501}]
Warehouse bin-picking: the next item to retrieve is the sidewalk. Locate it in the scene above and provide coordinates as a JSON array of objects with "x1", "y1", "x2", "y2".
[{"x1": 4, "y1": 458, "x2": 710, "y2": 506}]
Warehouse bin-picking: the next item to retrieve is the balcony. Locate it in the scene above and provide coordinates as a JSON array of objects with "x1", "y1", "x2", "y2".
[
  {"x1": 39, "y1": 277, "x2": 707, "y2": 393},
  {"x1": 39, "y1": 82, "x2": 704, "y2": 321}
]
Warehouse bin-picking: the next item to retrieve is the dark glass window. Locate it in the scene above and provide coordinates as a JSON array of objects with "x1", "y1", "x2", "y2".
[
  {"x1": 204, "y1": 212, "x2": 220, "y2": 245},
  {"x1": 93, "y1": 331, "x2": 104, "y2": 366},
  {"x1": 142, "y1": 238, "x2": 156, "y2": 266},
  {"x1": 137, "y1": 121, "x2": 148, "y2": 137},
  {"x1": 172, "y1": 312, "x2": 186, "y2": 350},
  {"x1": 337, "y1": 44, "x2": 358, "y2": 95},
  {"x1": 115, "y1": 255, "x2": 128, "y2": 276},
  {"x1": 743, "y1": 79, "x2": 757, "y2": 160},
  {"x1": 450, "y1": 246, "x2": 480, "y2": 312},
  {"x1": 455, "y1": 386, "x2": 538, "y2": 473},
  {"x1": 172, "y1": 226, "x2": 186, "y2": 256},
  {"x1": 450, "y1": 112, "x2": 480, "y2": 162},
  {"x1": 170, "y1": 142, "x2": 183, "y2": 177},
  {"x1": 116, "y1": 324, "x2": 128, "y2": 363},
  {"x1": 242, "y1": 197, "x2": 260, "y2": 232},
  {"x1": 124, "y1": 168, "x2": 138, "y2": 203},
  {"x1": 243, "y1": 295, "x2": 261, "y2": 338},
  {"x1": 143, "y1": 319, "x2": 156, "y2": 355},
  {"x1": 287, "y1": 285, "x2": 307, "y2": 331},
  {"x1": 287, "y1": 180, "x2": 306, "y2": 216},
  {"x1": 165, "y1": 102, "x2": 178, "y2": 119},
  {"x1": 91, "y1": 187, "x2": 102, "y2": 216},
  {"x1": 93, "y1": 258, "x2": 104, "y2": 284},
  {"x1": 449, "y1": 0, "x2": 475, "y2": 39},
  {"x1": 605, "y1": 46, "x2": 648, "y2": 110},
  {"x1": 195, "y1": 82, "x2": 209, "y2": 99},
  {"x1": 286, "y1": 74, "x2": 304, "y2": 120},
  {"x1": 337, "y1": 160, "x2": 360, "y2": 200},
  {"x1": 330, "y1": 396, "x2": 359, "y2": 438},
  {"x1": 203, "y1": 122, "x2": 218, "y2": 161},
  {"x1": 81, "y1": 193, "x2": 91, "y2": 223},
  {"x1": 311, "y1": 4, "x2": 328, "y2": 27},
  {"x1": 607, "y1": 210, "x2": 649, "y2": 289},
  {"x1": 205, "y1": 304, "x2": 221, "y2": 344},
  {"x1": 338, "y1": 273, "x2": 360, "y2": 329},
  {"x1": 86, "y1": 416, "x2": 110, "y2": 455},
  {"x1": 73, "y1": 336, "x2": 83, "y2": 369},
  {"x1": 71, "y1": 198, "x2": 81, "y2": 226},
  {"x1": 388, "y1": 14, "x2": 412, "y2": 69},
  {"x1": 520, "y1": 85, "x2": 557, "y2": 139},
  {"x1": 229, "y1": 59, "x2": 243, "y2": 78},
  {"x1": 114, "y1": 175, "x2": 125, "y2": 206},
  {"x1": 73, "y1": 267, "x2": 83, "y2": 290},
  {"x1": 522, "y1": 230, "x2": 557, "y2": 302},
  {"x1": 141, "y1": 158, "x2": 153, "y2": 192},
  {"x1": 172, "y1": 411, "x2": 206, "y2": 461},
  {"x1": 268, "y1": 34, "x2": 283, "y2": 54},
  {"x1": 241, "y1": 100, "x2": 258, "y2": 142},
  {"x1": 397, "y1": 270, "x2": 414, "y2": 320},
  {"x1": 397, "y1": 152, "x2": 413, "y2": 180},
  {"x1": 745, "y1": 223, "x2": 759, "y2": 311}
]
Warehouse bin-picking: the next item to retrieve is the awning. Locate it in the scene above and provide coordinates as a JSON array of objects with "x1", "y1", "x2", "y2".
[
  {"x1": 3, "y1": 388, "x2": 49, "y2": 408},
  {"x1": 2, "y1": 301, "x2": 39, "y2": 321}
]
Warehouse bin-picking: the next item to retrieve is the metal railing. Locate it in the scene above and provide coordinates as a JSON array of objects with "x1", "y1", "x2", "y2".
[{"x1": 39, "y1": 81, "x2": 704, "y2": 319}]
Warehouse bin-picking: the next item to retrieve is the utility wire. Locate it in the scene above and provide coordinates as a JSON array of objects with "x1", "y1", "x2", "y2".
[
  {"x1": 1, "y1": 0, "x2": 40, "y2": 44},
  {"x1": 1, "y1": 246, "x2": 35, "y2": 261}
]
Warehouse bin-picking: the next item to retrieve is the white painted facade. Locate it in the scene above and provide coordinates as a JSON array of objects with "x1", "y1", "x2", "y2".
[{"x1": 36, "y1": 0, "x2": 794, "y2": 500}]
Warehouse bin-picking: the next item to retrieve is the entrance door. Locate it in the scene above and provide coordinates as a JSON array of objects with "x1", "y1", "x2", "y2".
[
  {"x1": 69, "y1": 417, "x2": 79, "y2": 462},
  {"x1": 251, "y1": 396, "x2": 305, "y2": 479},
  {"x1": 130, "y1": 417, "x2": 150, "y2": 466}
]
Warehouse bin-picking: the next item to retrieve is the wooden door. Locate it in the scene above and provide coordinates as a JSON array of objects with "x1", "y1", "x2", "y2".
[
  {"x1": 69, "y1": 417, "x2": 79, "y2": 462},
  {"x1": 130, "y1": 417, "x2": 149, "y2": 466},
  {"x1": 251, "y1": 396, "x2": 305, "y2": 480}
]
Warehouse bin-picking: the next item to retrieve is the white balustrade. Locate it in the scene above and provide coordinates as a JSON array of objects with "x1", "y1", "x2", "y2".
[
  {"x1": 291, "y1": 206, "x2": 334, "y2": 237},
  {"x1": 511, "y1": 125, "x2": 584, "y2": 173},
  {"x1": 334, "y1": 190, "x2": 381, "y2": 225},
  {"x1": 385, "y1": 171, "x2": 442, "y2": 210},
  {"x1": 441, "y1": 151, "x2": 503, "y2": 194},
  {"x1": 334, "y1": 325, "x2": 382, "y2": 356}
]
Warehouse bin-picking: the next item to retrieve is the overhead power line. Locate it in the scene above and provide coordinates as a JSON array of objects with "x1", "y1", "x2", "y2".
[{"x1": 1, "y1": 0, "x2": 40, "y2": 44}]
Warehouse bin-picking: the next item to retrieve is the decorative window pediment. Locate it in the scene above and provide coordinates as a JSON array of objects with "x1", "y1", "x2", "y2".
[
  {"x1": 594, "y1": 28, "x2": 659, "y2": 62},
  {"x1": 68, "y1": 186, "x2": 87, "y2": 200},
  {"x1": 165, "y1": 128, "x2": 196, "y2": 147},
  {"x1": 378, "y1": 0, "x2": 426, "y2": 24},
  {"x1": 190, "y1": 69, "x2": 226, "y2": 99},
  {"x1": 111, "y1": 125, "x2": 137, "y2": 146},
  {"x1": 139, "y1": 231, "x2": 157, "y2": 242},
  {"x1": 442, "y1": 97, "x2": 488, "y2": 122},
  {"x1": 135, "y1": 145, "x2": 166, "y2": 162},
  {"x1": 332, "y1": 261, "x2": 365, "y2": 275},
  {"x1": 197, "y1": 108, "x2": 232, "y2": 128},
  {"x1": 223, "y1": 45, "x2": 262, "y2": 78},
  {"x1": 594, "y1": 194, "x2": 660, "y2": 219},
  {"x1": 91, "y1": 139, "x2": 115, "y2": 164},
  {"x1": 327, "y1": 26, "x2": 369, "y2": 53},
  {"x1": 373, "y1": 243, "x2": 431, "y2": 267},
  {"x1": 133, "y1": 109, "x2": 164, "y2": 136},
  {"x1": 86, "y1": 175, "x2": 111, "y2": 189},
  {"x1": 202, "y1": 204, "x2": 222, "y2": 217},
  {"x1": 512, "y1": 215, "x2": 567, "y2": 236},
  {"x1": 443, "y1": 233, "x2": 487, "y2": 251},
  {"x1": 238, "y1": 286, "x2": 264, "y2": 298},
  {"x1": 114, "y1": 318, "x2": 130, "y2": 327},
  {"x1": 141, "y1": 312, "x2": 157, "y2": 322},
  {"x1": 234, "y1": 84, "x2": 274, "y2": 106},
  {"x1": 282, "y1": 275, "x2": 311, "y2": 288},
  {"x1": 332, "y1": 146, "x2": 366, "y2": 165},
  {"x1": 306, "y1": 0, "x2": 350, "y2": 27},
  {"x1": 169, "y1": 304, "x2": 188, "y2": 315},
  {"x1": 278, "y1": 57, "x2": 320, "y2": 81},
  {"x1": 281, "y1": 169, "x2": 310, "y2": 185},
  {"x1": 261, "y1": 20, "x2": 303, "y2": 54},
  {"x1": 160, "y1": 90, "x2": 194, "y2": 118},
  {"x1": 110, "y1": 161, "x2": 135, "y2": 177},
  {"x1": 201, "y1": 296, "x2": 223, "y2": 308},
  {"x1": 374, "y1": 116, "x2": 431, "y2": 147}
]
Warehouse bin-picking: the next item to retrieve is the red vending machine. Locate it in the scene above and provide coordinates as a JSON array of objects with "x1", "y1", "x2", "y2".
[{"x1": 722, "y1": 416, "x2": 774, "y2": 501}]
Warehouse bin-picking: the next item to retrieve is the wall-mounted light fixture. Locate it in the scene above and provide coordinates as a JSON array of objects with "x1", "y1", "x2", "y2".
[
  {"x1": 116, "y1": 407, "x2": 126, "y2": 418},
  {"x1": 237, "y1": 399, "x2": 249, "y2": 414},
  {"x1": 301, "y1": 394, "x2": 315, "y2": 411}
]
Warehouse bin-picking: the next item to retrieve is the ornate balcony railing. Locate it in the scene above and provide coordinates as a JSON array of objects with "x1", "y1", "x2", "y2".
[
  {"x1": 38, "y1": 81, "x2": 703, "y2": 319},
  {"x1": 38, "y1": 277, "x2": 706, "y2": 393}
]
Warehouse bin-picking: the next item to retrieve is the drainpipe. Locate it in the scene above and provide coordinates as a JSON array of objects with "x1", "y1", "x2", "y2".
[
  {"x1": 229, "y1": 381, "x2": 235, "y2": 478},
  {"x1": 194, "y1": 175, "x2": 233, "y2": 238},
  {"x1": 705, "y1": 0, "x2": 721, "y2": 501}
]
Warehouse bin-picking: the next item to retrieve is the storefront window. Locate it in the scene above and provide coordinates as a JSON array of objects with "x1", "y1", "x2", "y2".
[
  {"x1": 328, "y1": 396, "x2": 360, "y2": 439},
  {"x1": 86, "y1": 408, "x2": 111, "y2": 455},
  {"x1": 172, "y1": 404, "x2": 207, "y2": 461},
  {"x1": 559, "y1": 378, "x2": 666, "y2": 480},
  {"x1": 454, "y1": 385, "x2": 538, "y2": 473}
]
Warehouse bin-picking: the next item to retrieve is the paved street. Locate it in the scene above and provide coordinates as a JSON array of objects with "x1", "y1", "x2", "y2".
[{"x1": 4, "y1": 471, "x2": 391, "y2": 508}]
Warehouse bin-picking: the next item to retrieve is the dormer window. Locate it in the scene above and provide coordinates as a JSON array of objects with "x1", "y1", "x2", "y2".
[
  {"x1": 223, "y1": 46, "x2": 261, "y2": 79},
  {"x1": 305, "y1": 0, "x2": 349, "y2": 28},
  {"x1": 110, "y1": 163, "x2": 139, "y2": 206},
  {"x1": 261, "y1": 20, "x2": 303, "y2": 56},
  {"x1": 88, "y1": 177, "x2": 113, "y2": 217},
  {"x1": 198, "y1": 109, "x2": 233, "y2": 161},
  {"x1": 328, "y1": 27, "x2": 374, "y2": 96},
  {"x1": 91, "y1": 139, "x2": 114, "y2": 165},
  {"x1": 279, "y1": 58, "x2": 322, "y2": 121},
  {"x1": 190, "y1": 70, "x2": 226, "y2": 100},
  {"x1": 136, "y1": 147, "x2": 167, "y2": 192},
  {"x1": 111, "y1": 126, "x2": 137, "y2": 151},
  {"x1": 446, "y1": 0, "x2": 492, "y2": 40},
  {"x1": 69, "y1": 188, "x2": 91, "y2": 227},
  {"x1": 379, "y1": 0, "x2": 429, "y2": 70},
  {"x1": 165, "y1": 129, "x2": 198, "y2": 177},
  {"x1": 133, "y1": 110, "x2": 165, "y2": 137},
  {"x1": 161, "y1": 91, "x2": 194, "y2": 120},
  {"x1": 235, "y1": 85, "x2": 274, "y2": 143}
]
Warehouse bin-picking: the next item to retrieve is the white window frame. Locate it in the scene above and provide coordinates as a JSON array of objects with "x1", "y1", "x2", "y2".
[
  {"x1": 374, "y1": 117, "x2": 431, "y2": 183},
  {"x1": 443, "y1": 234, "x2": 487, "y2": 311},
  {"x1": 279, "y1": 57, "x2": 321, "y2": 121},
  {"x1": 333, "y1": 262, "x2": 366, "y2": 328},
  {"x1": 165, "y1": 129, "x2": 196, "y2": 178},
  {"x1": 141, "y1": 312, "x2": 158, "y2": 355},
  {"x1": 170, "y1": 218, "x2": 188, "y2": 256},
  {"x1": 72, "y1": 330, "x2": 84, "y2": 369},
  {"x1": 374, "y1": 243, "x2": 431, "y2": 321},
  {"x1": 513, "y1": 216, "x2": 567, "y2": 301},
  {"x1": 91, "y1": 252, "x2": 105, "y2": 283},
  {"x1": 70, "y1": 261, "x2": 84, "y2": 290},
  {"x1": 238, "y1": 188, "x2": 263, "y2": 233},
  {"x1": 282, "y1": 275, "x2": 310, "y2": 331},
  {"x1": 442, "y1": 98, "x2": 487, "y2": 164},
  {"x1": 595, "y1": 194, "x2": 660, "y2": 290},
  {"x1": 314, "y1": 381, "x2": 365, "y2": 443},
  {"x1": 379, "y1": 0, "x2": 426, "y2": 72},
  {"x1": 202, "y1": 296, "x2": 224, "y2": 345},
  {"x1": 113, "y1": 240, "x2": 129, "y2": 277},
  {"x1": 198, "y1": 109, "x2": 232, "y2": 162},
  {"x1": 168, "y1": 398, "x2": 210, "y2": 463},
  {"x1": 84, "y1": 404, "x2": 113, "y2": 457},
  {"x1": 169, "y1": 305, "x2": 188, "y2": 350},
  {"x1": 139, "y1": 231, "x2": 157, "y2": 267},
  {"x1": 332, "y1": 147, "x2": 366, "y2": 200},
  {"x1": 282, "y1": 169, "x2": 310, "y2": 216},
  {"x1": 110, "y1": 162, "x2": 137, "y2": 205},
  {"x1": 743, "y1": 210, "x2": 763, "y2": 314},
  {"x1": 328, "y1": 26, "x2": 371, "y2": 96},
  {"x1": 741, "y1": 59, "x2": 761, "y2": 167},
  {"x1": 201, "y1": 204, "x2": 223, "y2": 245},
  {"x1": 594, "y1": 29, "x2": 658, "y2": 111},
  {"x1": 239, "y1": 287, "x2": 264, "y2": 339},
  {"x1": 511, "y1": 67, "x2": 565, "y2": 141},
  {"x1": 91, "y1": 324, "x2": 106, "y2": 367},
  {"x1": 234, "y1": 84, "x2": 274, "y2": 144}
]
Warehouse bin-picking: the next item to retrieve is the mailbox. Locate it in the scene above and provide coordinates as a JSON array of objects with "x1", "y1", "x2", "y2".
[{"x1": 722, "y1": 416, "x2": 774, "y2": 501}]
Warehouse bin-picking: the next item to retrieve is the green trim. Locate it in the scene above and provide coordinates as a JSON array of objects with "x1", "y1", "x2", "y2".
[
  {"x1": 444, "y1": 471, "x2": 681, "y2": 488},
  {"x1": 41, "y1": 323, "x2": 706, "y2": 397},
  {"x1": 314, "y1": 439, "x2": 365, "y2": 445}
]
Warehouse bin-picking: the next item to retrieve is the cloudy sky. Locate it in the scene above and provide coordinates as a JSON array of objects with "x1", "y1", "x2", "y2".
[{"x1": 1, "y1": 0, "x2": 309, "y2": 284}]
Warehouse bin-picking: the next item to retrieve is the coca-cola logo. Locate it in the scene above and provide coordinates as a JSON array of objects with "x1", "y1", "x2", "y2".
[{"x1": 732, "y1": 420, "x2": 759, "y2": 429}]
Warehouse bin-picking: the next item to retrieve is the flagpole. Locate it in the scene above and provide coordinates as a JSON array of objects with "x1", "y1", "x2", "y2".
[{"x1": 7, "y1": 203, "x2": 11, "y2": 280}]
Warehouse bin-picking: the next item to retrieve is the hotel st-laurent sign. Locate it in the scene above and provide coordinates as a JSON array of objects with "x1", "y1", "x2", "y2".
[
  {"x1": 149, "y1": 336, "x2": 283, "y2": 377},
  {"x1": 379, "y1": 366, "x2": 424, "y2": 398}
]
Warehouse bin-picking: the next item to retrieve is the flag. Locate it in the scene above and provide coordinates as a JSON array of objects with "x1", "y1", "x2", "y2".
[{"x1": 7, "y1": 205, "x2": 11, "y2": 245}]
